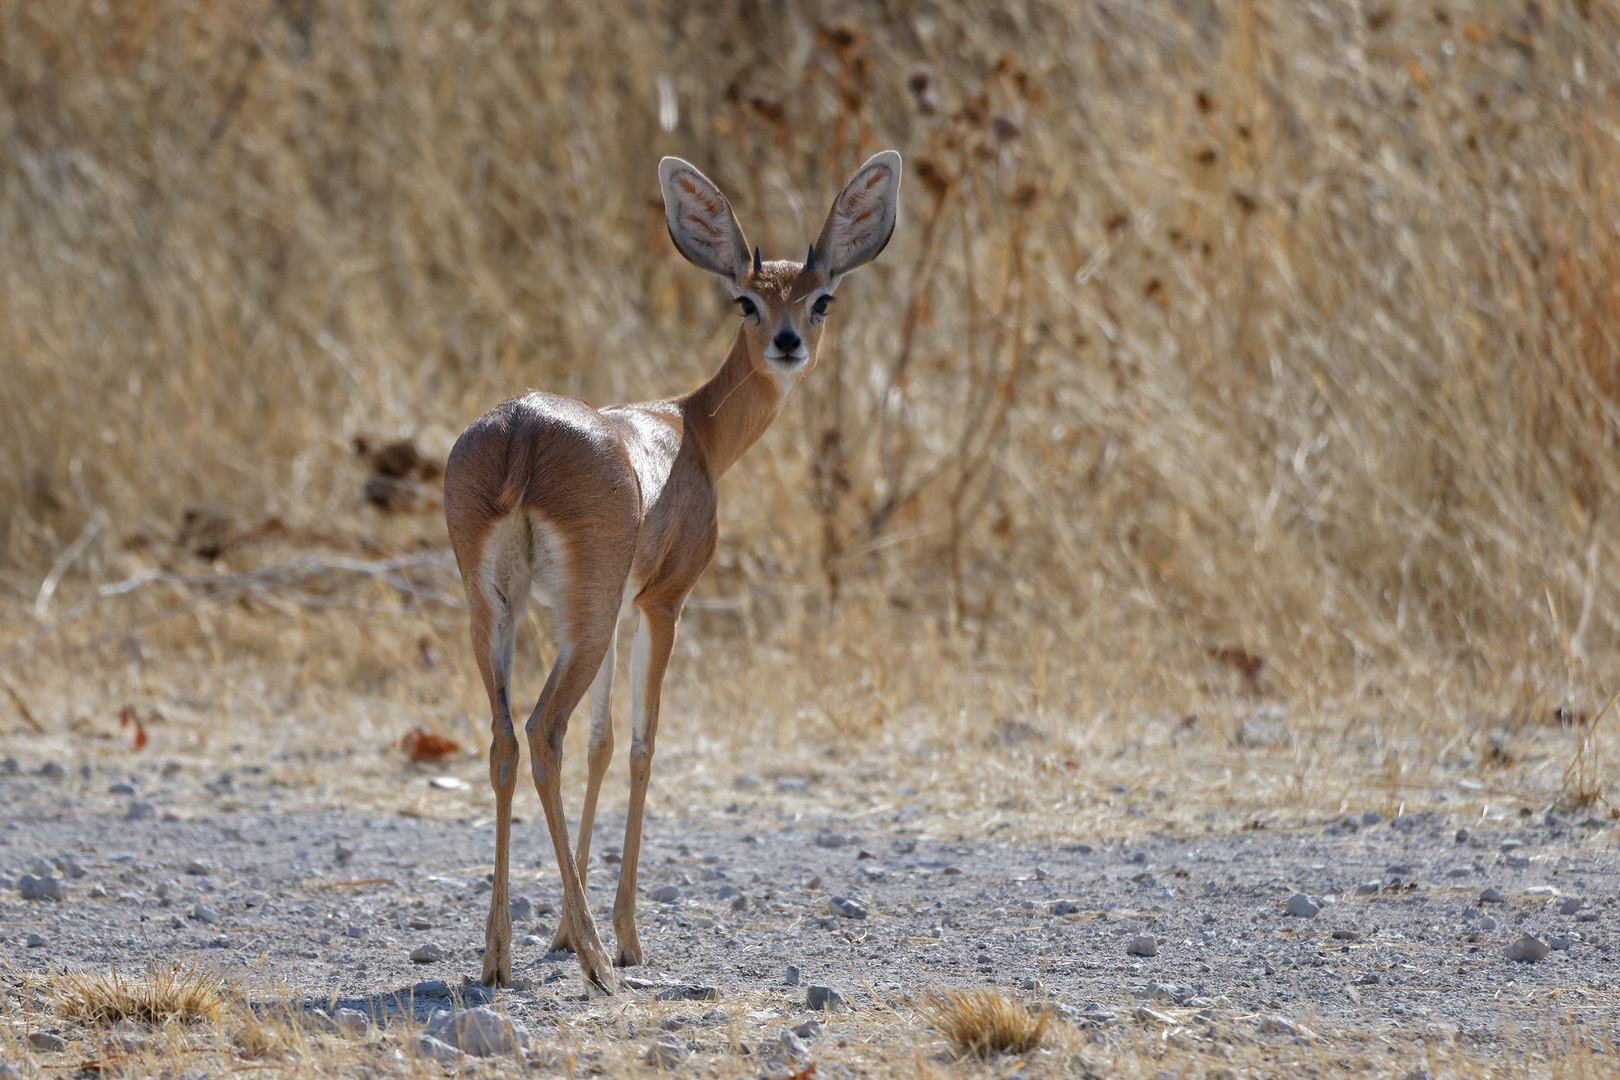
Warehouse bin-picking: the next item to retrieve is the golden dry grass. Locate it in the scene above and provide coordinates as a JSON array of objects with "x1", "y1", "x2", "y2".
[
  {"x1": 49, "y1": 960, "x2": 230, "y2": 1026},
  {"x1": 2, "y1": 3, "x2": 1620, "y2": 1074},
  {"x1": 912, "y1": 986, "x2": 1051, "y2": 1059}
]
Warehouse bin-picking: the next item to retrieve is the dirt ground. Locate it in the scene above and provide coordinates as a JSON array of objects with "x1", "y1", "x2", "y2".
[{"x1": 4, "y1": 750, "x2": 1619, "y2": 1078}]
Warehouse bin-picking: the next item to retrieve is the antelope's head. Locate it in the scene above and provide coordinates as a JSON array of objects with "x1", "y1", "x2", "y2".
[{"x1": 658, "y1": 152, "x2": 902, "y2": 385}]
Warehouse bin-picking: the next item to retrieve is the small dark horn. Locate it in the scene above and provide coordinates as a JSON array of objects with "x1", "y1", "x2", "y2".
[
  {"x1": 753, "y1": 246, "x2": 763, "y2": 274},
  {"x1": 806, "y1": 245, "x2": 816, "y2": 272}
]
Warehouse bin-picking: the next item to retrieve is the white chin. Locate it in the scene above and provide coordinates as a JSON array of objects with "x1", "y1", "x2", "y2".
[{"x1": 767, "y1": 353, "x2": 808, "y2": 370}]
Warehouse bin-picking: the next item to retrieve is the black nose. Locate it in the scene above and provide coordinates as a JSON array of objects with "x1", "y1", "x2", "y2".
[{"x1": 773, "y1": 329, "x2": 801, "y2": 354}]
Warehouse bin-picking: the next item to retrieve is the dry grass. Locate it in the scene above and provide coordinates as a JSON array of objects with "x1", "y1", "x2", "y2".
[
  {"x1": 911, "y1": 986, "x2": 1051, "y2": 1059},
  {"x1": 2, "y1": 2, "x2": 1620, "y2": 1072},
  {"x1": 49, "y1": 960, "x2": 230, "y2": 1026}
]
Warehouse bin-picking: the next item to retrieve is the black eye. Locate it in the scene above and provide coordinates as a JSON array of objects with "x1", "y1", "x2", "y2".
[
  {"x1": 736, "y1": 297, "x2": 758, "y2": 319},
  {"x1": 812, "y1": 294, "x2": 834, "y2": 318}
]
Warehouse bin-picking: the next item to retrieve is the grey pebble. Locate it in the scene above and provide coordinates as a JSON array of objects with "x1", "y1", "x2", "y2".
[
  {"x1": 18, "y1": 874, "x2": 64, "y2": 901},
  {"x1": 125, "y1": 801, "x2": 155, "y2": 821},
  {"x1": 422, "y1": 1005, "x2": 527, "y2": 1057},
  {"x1": 27, "y1": 1032, "x2": 66, "y2": 1052},
  {"x1": 1050, "y1": 901, "x2": 1080, "y2": 916},
  {"x1": 779, "y1": 1031, "x2": 811, "y2": 1059},
  {"x1": 1559, "y1": 897, "x2": 1584, "y2": 916},
  {"x1": 1505, "y1": 934, "x2": 1550, "y2": 963},
  {"x1": 1361, "y1": 811, "x2": 1382, "y2": 826},
  {"x1": 410, "y1": 942, "x2": 447, "y2": 963},
  {"x1": 814, "y1": 831, "x2": 846, "y2": 849},
  {"x1": 333, "y1": 1007, "x2": 370, "y2": 1034},
  {"x1": 1478, "y1": 915, "x2": 1498, "y2": 931},
  {"x1": 1550, "y1": 937, "x2": 1574, "y2": 951},
  {"x1": 0, "y1": 1065, "x2": 17, "y2": 1080},
  {"x1": 829, "y1": 895, "x2": 867, "y2": 919},
  {"x1": 26, "y1": 933, "x2": 47, "y2": 948},
  {"x1": 776, "y1": 777, "x2": 807, "y2": 793},
  {"x1": 654, "y1": 984, "x2": 719, "y2": 1002},
  {"x1": 807, "y1": 985, "x2": 847, "y2": 1012},
  {"x1": 648, "y1": 884, "x2": 681, "y2": 903},
  {"x1": 412, "y1": 980, "x2": 452, "y2": 999},
  {"x1": 509, "y1": 896, "x2": 534, "y2": 921},
  {"x1": 790, "y1": 1019, "x2": 822, "y2": 1041},
  {"x1": 784, "y1": 965, "x2": 801, "y2": 986},
  {"x1": 185, "y1": 858, "x2": 212, "y2": 875},
  {"x1": 1480, "y1": 887, "x2": 1506, "y2": 903},
  {"x1": 191, "y1": 904, "x2": 219, "y2": 924},
  {"x1": 645, "y1": 1035, "x2": 688, "y2": 1066},
  {"x1": 1284, "y1": 893, "x2": 1320, "y2": 918},
  {"x1": 38, "y1": 762, "x2": 66, "y2": 781},
  {"x1": 1260, "y1": 1015, "x2": 1317, "y2": 1040},
  {"x1": 1127, "y1": 934, "x2": 1158, "y2": 957}
]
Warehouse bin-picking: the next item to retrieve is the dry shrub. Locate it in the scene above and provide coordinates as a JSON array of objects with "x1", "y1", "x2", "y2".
[
  {"x1": 913, "y1": 987, "x2": 1050, "y2": 1058},
  {"x1": 52, "y1": 961, "x2": 229, "y2": 1026},
  {"x1": 2, "y1": 0, "x2": 1620, "y2": 762}
]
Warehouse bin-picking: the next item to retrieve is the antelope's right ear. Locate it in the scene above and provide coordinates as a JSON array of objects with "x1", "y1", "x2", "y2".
[{"x1": 659, "y1": 157, "x2": 753, "y2": 288}]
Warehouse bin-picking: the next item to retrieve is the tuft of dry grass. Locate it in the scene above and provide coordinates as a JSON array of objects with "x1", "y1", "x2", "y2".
[
  {"x1": 51, "y1": 961, "x2": 231, "y2": 1027},
  {"x1": 912, "y1": 986, "x2": 1050, "y2": 1059}
]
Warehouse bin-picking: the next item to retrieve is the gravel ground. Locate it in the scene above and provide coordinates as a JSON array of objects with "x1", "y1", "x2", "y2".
[{"x1": 4, "y1": 757, "x2": 1620, "y2": 1069}]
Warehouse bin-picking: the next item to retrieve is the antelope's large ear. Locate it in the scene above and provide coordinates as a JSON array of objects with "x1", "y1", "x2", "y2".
[
  {"x1": 813, "y1": 150, "x2": 901, "y2": 286},
  {"x1": 659, "y1": 157, "x2": 752, "y2": 287}
]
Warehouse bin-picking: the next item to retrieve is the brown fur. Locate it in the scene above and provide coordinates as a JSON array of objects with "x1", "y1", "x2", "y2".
[{"x1": 443, "y1": 154, "x2": 899, "y2": 993}]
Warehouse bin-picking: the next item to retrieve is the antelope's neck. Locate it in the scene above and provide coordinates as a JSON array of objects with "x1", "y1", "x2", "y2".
[{"x1": 682, "y1": 329, "x2": 793, "y2": 477}]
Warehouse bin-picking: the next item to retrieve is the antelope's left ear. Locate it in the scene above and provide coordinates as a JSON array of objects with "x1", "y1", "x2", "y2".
[{"x1": 812, "y1": 150, "x2": 901, "y2": 287}]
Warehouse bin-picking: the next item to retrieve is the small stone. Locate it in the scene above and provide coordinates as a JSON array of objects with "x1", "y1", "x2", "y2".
[
  {"x1": 701, "y1": 1008, "x2": 726, "y2": 1023},
  {"x1": 1455, "y1": 827, "x2": 1471, "y2": 843},
  {"x1": 1234, "y1": 716, "x2": 1281, "y2": 747},
  {"x1": 18, "y1": 874, "x2": 64, "y2": 901},
  {"x1": 410, "y1": 942, "x2": 448, "y2": 963},
  {"x1": 807, "y1": 985, "x2": 847, "y2": 1012},
  {"x1": 776, "y1": 777, "x2": 807, "y2": 793},
  {"x1": 645, "y1": 1035, "x2": 688, "y2": 1067},
  {"x1": 814, "y1": 831, "x2": 846, "y2": 849},
  {"x1": 1361, "y1": 811, "x2": 1383, "y2": 826},
  {"x1": 26, "y1": 933, "x2": 47, "y2": 947},
  {"x1": 28, "y1": 1032, "x2": 66, "y2": 1052},
  {"x1": 1477, "y1": 915, "x2": 1498, "y2": 931},
  {"x1": 779, "y1": 1031, "x2": 811, "y2": 1059},
  {"x1": 1049, "y1": 901, "x2": 1080, "y2": 916},
  {"x1": 88, "y1": 884, "x2": 107, "y2": 898},
  {"x1": 790, "y1": 1019, "x2": 822, "y2": 1041},
  {"x1": 0, "y1": 1064, "x2": 18, "y2": 1080},
  {"x1": 460, "y1": 984, "x2": 495, "y2": 1005},
  {"x1": 509, "y1": 896, "x2": 534, "y2": 922},
  {"x1": 1550, "y1": 937, "x2": 1574, "y2": 951},
  {"x1": 184, "y1": 859, "x2": 212, "y2": 876},
  {"x1": 408, "y1": 915, "x2": 433, "y2": 929},
  {"x1": 125, "y1": 801, "x2": 155, "y2": 821},
  {"x1": 716, "y1": 884, "x2": 741, "y2": 900},
  {"x1": 1034, "y1": 865, "x2": 1051, "y2": 881},
  {"x1": 1577, "y1": 911, "x2": 1599, "y2": 923},
  {"x1": 829, "y1": 896, "x2": 868, "y2": 919},
  {"x1": 654, "y1": 984, "x2": 719, "y2": 1002},
  {"x1": 1134, "y1": 1006, "x2": 1175, "y2": 1025},
  {"x1": 1259, "y1": 1015, "x2": 1316, "y2": 1040},
  {"x1": 1284, "y1": 893, "x2": 1320, "y2": 918},
  {"x1": 1560, "y1": 897, "x2": 1584, "y2": 916},
  {"x1": 412, "y1": 980, "x2": 452, "y2": 999},
  {"x1": 1505, "y1": 934, "x2": 1550, "y2": 963},
  {"x1": 422, "y1": 1006, "x2": 528, "y2": 1057},
  {"x1": 1525, "y1": 885, "x2": 1559, "y2": 897},
  {"x1": 61, "y1": 858, "x2": 86, "y2": 879},
  {"x1": 191, "y1": 904, "x2": 218, "y2": 924},
  {"x1": 648, "y1": 884, "x2": 681, "y2": 903},
  {"x1": 1, "y1": 755, "x2": 17, "y2": 774},
  {"x1": 941, "y1": 866, "x2": 963, "y2": 876},
  {"x1": 38, "y1": 762, "x2": 67, "y2": 781},
  {"x1": 1481, "y1": 887, "x2": 1507, "y2": 903},
  {"x1": 333, "y1": 1007, "x2": 370, "y2": 1034},
  {"x1": 732, "y1": 774, "x2": 761, "y2": 790},
  {"x1": 730, "y1": 893, "x2": 748, "y2": 912},
  {"x1": 1127, "y1": 934, "x2": 1158, "y2": 957},
  {"x1": 416, "y1": 1034, "x2": 462, "y2": 1062},
  {"x1": 1355, "y1": 881, "x2": 1381, "y2": 895},
  {"x1": 784, "y1": 965, "x2": 801, "y2": 986}
]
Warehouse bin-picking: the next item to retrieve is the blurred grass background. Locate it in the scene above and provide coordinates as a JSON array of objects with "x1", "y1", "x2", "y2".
[{"x1": 2, "y1": 0, "x2": 1618, "y2": 820}]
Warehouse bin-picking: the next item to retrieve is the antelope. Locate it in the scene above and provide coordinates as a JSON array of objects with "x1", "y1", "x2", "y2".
[{"x1": 443, "y1": 151, "x2": 902, "y2": 992}]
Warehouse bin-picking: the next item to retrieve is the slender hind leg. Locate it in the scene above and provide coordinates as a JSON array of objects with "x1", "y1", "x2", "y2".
[
  {"x1": 462, "y1": 564, "x2": 525, "y2": 987},
  {"x1": 612, "y1": 600, "x2": 679, "y2": 967},
  {"x1": 551, "y1": 618, "x2": 619, "y2": 954}
]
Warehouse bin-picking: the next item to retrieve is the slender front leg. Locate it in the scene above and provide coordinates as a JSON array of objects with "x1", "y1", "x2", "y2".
[
  {"x1": 612, "y1": 602, "x2": 679, "y2": 967},
  {"x1": 552, "y1": 619, "x2": 619, "y2": 953},
  {"x1": 527, "y1": 638, "x2": 619, "y2": 994}
]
